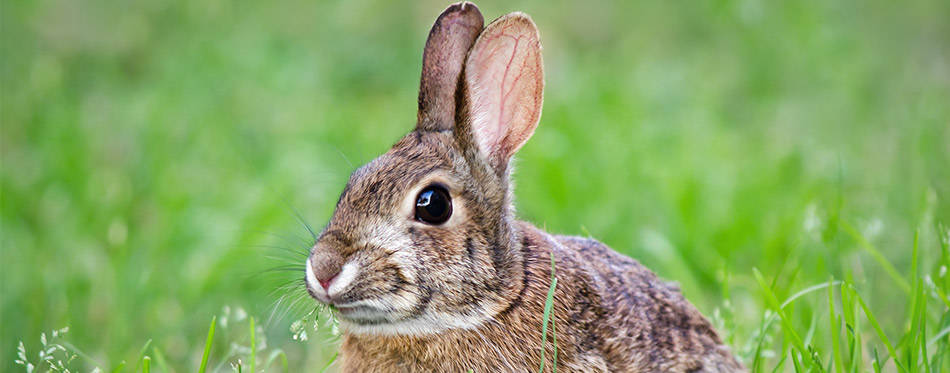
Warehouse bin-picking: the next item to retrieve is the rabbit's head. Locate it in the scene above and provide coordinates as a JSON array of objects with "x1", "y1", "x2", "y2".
[{"x1": 305, "y1": 2, "x2": 544, "y2": 336}]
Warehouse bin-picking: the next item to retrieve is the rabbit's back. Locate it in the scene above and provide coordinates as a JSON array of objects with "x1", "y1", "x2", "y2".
[{"x1": 552, "y1": 233, "x2": 743, "y2": 372}]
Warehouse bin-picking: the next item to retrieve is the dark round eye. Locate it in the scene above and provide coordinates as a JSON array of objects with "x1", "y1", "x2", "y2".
[{"x1": 415, "y1": 185, "x2": 452, "y2": 225}]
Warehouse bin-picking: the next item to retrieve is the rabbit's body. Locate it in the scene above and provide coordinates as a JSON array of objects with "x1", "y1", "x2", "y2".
[
  {"x1": 304, "y1": 2, "x2": 743, "y2": 372},
  {"x1": 341, "y1": 220, "x2": 740, "y2": 372}
]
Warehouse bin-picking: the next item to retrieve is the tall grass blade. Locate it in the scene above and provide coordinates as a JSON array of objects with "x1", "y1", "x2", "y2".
[
  {"x1": 539, "y1": 253, "x2": 559, "y2": 373},
  {"x1": 199, "y1": 316, "x2": 217, "y2": 373}
]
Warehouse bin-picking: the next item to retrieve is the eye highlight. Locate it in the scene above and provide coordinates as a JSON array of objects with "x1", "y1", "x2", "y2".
[{"x1": 415, "y1": 185, "x2": 452, "y2": 225}]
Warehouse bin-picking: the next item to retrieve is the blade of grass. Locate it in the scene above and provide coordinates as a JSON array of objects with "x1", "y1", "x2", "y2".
[
  {"x1": 539, "y1": 253, "x2": 558, "y2": 373},
  {"x1": 142, "y1": 356, "x2": 150, "y2": 373},
  {"x1": 199, "y1": 316, "x2": 216, "y2": 373}
]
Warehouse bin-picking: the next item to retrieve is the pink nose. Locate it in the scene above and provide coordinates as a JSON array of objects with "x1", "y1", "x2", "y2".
[{"x1": 318, "y1": 274, "x2": 338, "y2": 291}]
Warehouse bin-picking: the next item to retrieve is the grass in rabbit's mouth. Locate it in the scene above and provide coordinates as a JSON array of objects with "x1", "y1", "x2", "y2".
[{"x1": 4, "y1": 0, "x2": 950, "y2": 371}]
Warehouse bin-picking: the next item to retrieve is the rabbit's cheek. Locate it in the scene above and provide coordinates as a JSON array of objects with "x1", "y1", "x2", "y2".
[{"x1": 332, "y1": 252, "x2": 423, "y2": 309}]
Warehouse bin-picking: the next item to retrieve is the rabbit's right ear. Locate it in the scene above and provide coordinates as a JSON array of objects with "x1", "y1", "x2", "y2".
[
  {"x1": 416, "y1": 2, "x2": 484, "y2": 132},
  {"x1": 458, "y1": 13, "x2": 544, "y2": 173}
]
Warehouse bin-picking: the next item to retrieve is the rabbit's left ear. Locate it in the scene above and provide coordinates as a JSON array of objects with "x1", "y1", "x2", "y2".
[
  {"x1": 416, "y1": 2, "x2": 484, "y2": 132},
  {"x1": 458, "y1": 12, "x2": 544, "y2": 172}
]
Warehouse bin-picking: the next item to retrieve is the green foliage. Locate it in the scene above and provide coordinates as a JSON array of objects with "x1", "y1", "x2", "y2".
[{"x1": 2, "y1": 0, "x2": 949, "y2": 371}]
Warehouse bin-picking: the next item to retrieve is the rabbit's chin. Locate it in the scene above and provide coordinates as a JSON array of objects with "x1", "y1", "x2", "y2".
[{"x1": 339, "y1": 312, "x2": 491, "y2": 336}]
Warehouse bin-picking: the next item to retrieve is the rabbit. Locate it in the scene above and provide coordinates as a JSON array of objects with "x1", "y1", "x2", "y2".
[{"x1": 303, "y1": 2, "x2": 745, "y2": 372}]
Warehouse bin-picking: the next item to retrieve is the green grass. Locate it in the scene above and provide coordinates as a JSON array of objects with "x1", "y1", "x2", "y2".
[
  {"x1": 538, "y1": 253, "x2": 559, "y2": 373},
  {"x1": 2, "y1": 0, "x2": 949, "y2": 371}
]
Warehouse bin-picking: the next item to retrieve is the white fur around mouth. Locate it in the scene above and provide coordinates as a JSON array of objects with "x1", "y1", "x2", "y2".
[
  {"x1": 305, "y1": 256, "x2": 326, "y2": 301},
  {"x1": 327, "y1": 262, "x2": 358, "y2": 298}
]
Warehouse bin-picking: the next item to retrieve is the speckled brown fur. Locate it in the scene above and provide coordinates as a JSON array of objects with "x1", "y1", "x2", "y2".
[{"x1": 303, "y1": 2, "x2": 744, "y2": 372}]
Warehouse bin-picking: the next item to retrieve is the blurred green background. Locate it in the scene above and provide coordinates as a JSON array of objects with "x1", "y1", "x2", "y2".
[{"x1": 2, "y1": 0, "x2": 948, "y2": 371}]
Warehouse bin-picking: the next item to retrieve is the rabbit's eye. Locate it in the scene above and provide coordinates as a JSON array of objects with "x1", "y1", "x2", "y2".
[{"x1": 415, "y1": 185, "x2": 452, "y2": 225}]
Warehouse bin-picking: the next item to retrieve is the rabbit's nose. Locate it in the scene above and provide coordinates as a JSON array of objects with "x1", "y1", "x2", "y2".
[
  {"x1": 317, "y1": 273, "x2": 338, "y2": 291},
  {"x1": 309, "y1": 245, "x2": 344, "y2": 293}
]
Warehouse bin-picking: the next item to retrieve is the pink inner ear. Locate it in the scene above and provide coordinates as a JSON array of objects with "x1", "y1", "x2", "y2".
[{"x1": 467, "y1": 17, "x2": 543, "y2": 162}]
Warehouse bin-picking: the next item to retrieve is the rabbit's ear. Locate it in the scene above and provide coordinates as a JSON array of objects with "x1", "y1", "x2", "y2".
[
  {"x1": 416, "y1": 2, "x2": 484, "y2": 132},
  {"x1": 459, "y1": 13, "x2": 543, "y2": 171}
]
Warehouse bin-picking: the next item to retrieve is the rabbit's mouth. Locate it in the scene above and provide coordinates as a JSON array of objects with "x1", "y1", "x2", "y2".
[
  {"x1": 333, "y1": 304, "x2": 386, "y2": 322},
  {"x1": 331, "y1": 301, "x2": 413, "y2": 327},
  {"x1": 329, "y1": 290, "x2": 424, "y2": 324}
]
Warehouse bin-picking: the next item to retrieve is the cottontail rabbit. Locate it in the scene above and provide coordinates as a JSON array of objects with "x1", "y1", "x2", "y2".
[{"x1": 304, "y1": 2, "x2": 744, "y2": 372}]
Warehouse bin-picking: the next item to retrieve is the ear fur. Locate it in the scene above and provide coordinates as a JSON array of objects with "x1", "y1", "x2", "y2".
[
  {"x1": 416, "y1": 2, "x2": 484, "y2": 132},
  {"x1": 458, "y1": 12, "x2": 544, "y2": 171}
]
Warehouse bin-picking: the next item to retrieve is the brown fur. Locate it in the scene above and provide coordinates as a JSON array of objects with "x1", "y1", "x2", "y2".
[{"x1": 304, "y1": 2, "x2": 745, "y2": 372}]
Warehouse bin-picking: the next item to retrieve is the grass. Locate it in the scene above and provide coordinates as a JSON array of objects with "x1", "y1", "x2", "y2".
[
  {"x1": 538, "y1": 253, "x2": 559, "y2": 373},
  {"x1": 2, "y1": 0, "x2": 949, "y2": 371}
]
